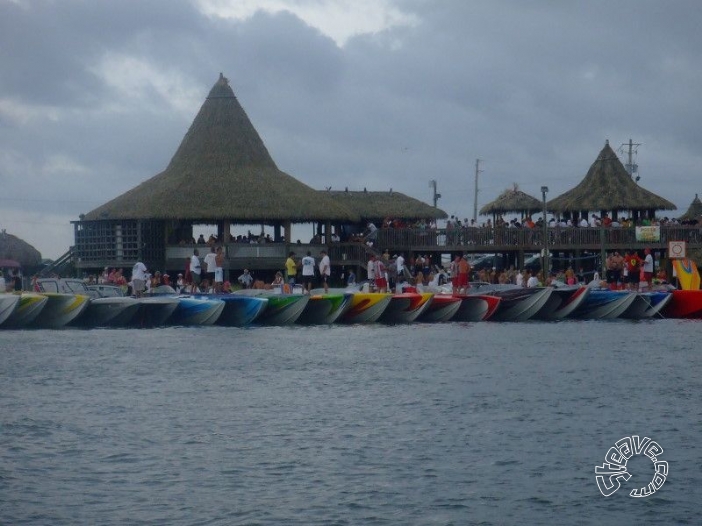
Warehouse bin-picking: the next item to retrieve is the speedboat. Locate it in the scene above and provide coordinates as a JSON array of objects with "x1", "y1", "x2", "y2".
[
  {"x1": 417, "y1": 294, "x2": 462, "y2": 323},
  {"x1": 131, "y1": 296, "x2": 180, "y2": 327},
  {"x1": 193, "y1": 294, "x2": 268, "y2": 326},
  {"x1": 58, "y1": 279, "x2": 140, "y2": 328},
  {"x1": 480, "y1": 285, "x2": 553, "y2": 322},
  {"x1": 662, "y1": 289, "x2": 702, "y2": 319},
  {"x1": 1, "y1": 292, "x2": 49, "y2": 328},
  {"x1": 450, "y1": 294, "x2": 501, "y2": 322},
  {"x1": 619, "y1": 291, "x2": 673, "y2": 320},
  {"x1": 339, "y1": 291, "x2": 393, "y2": 323},
  {"x1": 571, "y1": 288, "x2": 637, "y2": 320},
  {"x1": 297, "y1": 291, "x2": 353, "y2": 325},
  {"x1": 170, "y1": 295, "x2": 225, "y2": 326},
  {"x1": 533, "y1": 285, "x2": 590, "y2": 320},
  {"x1": 379, "y1": 292, "x2": 434, "y2": 324},
  {"x1": 0, "y1": 294, "x2": 20, "y2": 326},
  {"x1": 235, "y1": 289, "x2": 310, "y2": 325},
  {"x1": 33, "y1": 292, "x2": 90, "y2": 328}
]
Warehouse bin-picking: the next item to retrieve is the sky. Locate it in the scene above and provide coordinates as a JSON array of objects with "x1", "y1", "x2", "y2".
[{"x1": 1, "y1": 0, "x2": 701, "y2": 259}]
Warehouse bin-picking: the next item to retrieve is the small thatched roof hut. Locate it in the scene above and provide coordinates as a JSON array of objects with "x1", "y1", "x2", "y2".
[
  {"x1": 681, "y1": 193, "x2": 702, "y2": 221},
  {"x1": 547, "y1": 140, "x2": 676, "y2": 217},
  {"x1": 323, "y1": 189, "x2": 447, "y2": 222},
  {"x1": 0, "y1": 230, "x2": 42, "y2": 268},
  {"x1": 480, "y1": 184, "x2": 543, "y2": 216},
  {"x1": 83, "y1": 73, "x2": 358, "y2": 223}
]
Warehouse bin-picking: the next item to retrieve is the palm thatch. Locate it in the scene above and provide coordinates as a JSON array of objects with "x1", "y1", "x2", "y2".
[
  {"x1": 681, "y1": 193, "x2": 702, "y2": 220},
  {"x1": 547, "y1": 141, "x2": 676, "y2": 213},
  {"x1": 324, "y1": 189, "x2": 448, "y2": 221},
  {"x1": 84, "y1": 73, "x2": 358, "y2": 223},
  {"x1": 480, "y1": 184, "x2": 543, "y2": 215},
  {"x1": 0, "y1": 230, "x2": 42, "y2": 268}
]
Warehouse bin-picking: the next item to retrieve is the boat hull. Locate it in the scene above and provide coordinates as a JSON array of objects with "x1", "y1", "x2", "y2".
[
  {"x1": 339, "y1": 292, "x2": 392, "y2": 323},
  {"x1": 379, "y1": 293, "x2": 434, "y2": 324},
  {"x1": 297, "y1": 293, "x2": 353, "y2": 325},
  {"x1": 170, "y1": 297, "x2": 225, "y2": 326},
  {"x1": 73, "y1": 297, "x2": 141, "y2": 327},
  {"x1": 452, "y1": 294, "x2": 501, "y2": 322},
  {"x1": 32, "y1": 293, "x2": 90, "y2": 328},
  {"x1": 2, "y1": 293, "x2": 49, "y2": 328},
  {"x1": 254, "y1": 294, "x2": 310, "y2": 325},
  {"x1": 206, "y1": 295, "x2": 269, "y2": 326},
  {"x1": 131, "y1": 297, "x2": 180, "y2": 327},
  {"x1": 534, "y1": 286, "x2": 590, "y2": 320},
  {"x1": 662, "y1": 290, "x2": 702, "y2": 319},
  {"x1": 0, "y1": 294, "x2": 20, "y2": 326},
  {"x1": 489, "y1": 287, "x2": 553, "y2": 322},
  {"x1": 571, "y1": 289, "x2": 637, "y2": 319},
  {"x1": 418, "y1": 295, "x2": 462, "y2": 323}
]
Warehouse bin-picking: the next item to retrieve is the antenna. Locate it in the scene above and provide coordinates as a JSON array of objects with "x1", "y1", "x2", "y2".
[
  {"x1": 429, "y1": 180, "x2": 441, "y2": 208},
  {"x1": 473, "y1": 159, "x2": 483, "y2": 222},
  {"x1": 619, "y1": 139, "x2": 641, "y2": 181}
]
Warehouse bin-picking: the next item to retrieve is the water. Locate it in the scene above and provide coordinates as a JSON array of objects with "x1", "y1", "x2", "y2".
[{"x1": 1, "y1": 320, "x2": 701, "y2": 525}]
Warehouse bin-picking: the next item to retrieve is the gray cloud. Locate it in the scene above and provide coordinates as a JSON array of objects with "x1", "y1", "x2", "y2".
[{"x1": 1, "y1": 0, "x2": 701, "y2": 257}]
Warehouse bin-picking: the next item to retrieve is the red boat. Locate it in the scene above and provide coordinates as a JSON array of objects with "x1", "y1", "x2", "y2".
[
  {"x1": 451, "y1": 294, "x2": 501, "y2": 322},
  {"x1": 418, "y1": 294, "x2": 463, "y2": 323},
  {"x1": 662, "y1": 290, "x2": 702, "y2": 319}
]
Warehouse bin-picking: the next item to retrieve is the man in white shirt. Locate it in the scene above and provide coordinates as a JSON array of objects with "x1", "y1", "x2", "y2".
[
  {"x1": 318, "y1": 250, "x2": 331, "y2": 293},
  {"x1": 515, "y1": 270, "x2": 524, "y2": 287},
  {"x1": 301, "y1": 251, "x2": 316, "y2": 293},
  {"x1": 237, "y1": 269, "x2": 253, "y2": 289},
  {"x1": 190, "y1": 249, "x2": 202, "y2": 286},
  {"x1": 131, "y1": 260, "x2": 147, "y2": 297},
  {"x1": 203, "y1": 246, "x2": 217, "y2": 286}
]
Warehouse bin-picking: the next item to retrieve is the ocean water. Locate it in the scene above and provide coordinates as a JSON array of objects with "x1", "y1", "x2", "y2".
[{"x1": 1, "y1": 320, "x2": 701, "y2": 525}]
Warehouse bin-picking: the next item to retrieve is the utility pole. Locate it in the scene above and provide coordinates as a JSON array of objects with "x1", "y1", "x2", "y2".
[
  {"x1": 619, "y1": 139, "x2": 641, "y2": 182},
  {"x1": 429, "y1": 179, "x2": 441, "y2": 208},
  {"x1": 473, "y1": 159, "x2": 483, "y2": 223}
]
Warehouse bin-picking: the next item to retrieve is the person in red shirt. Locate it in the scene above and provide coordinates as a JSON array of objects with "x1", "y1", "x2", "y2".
[{"x1": 624, "y1": 251, "x2": 643, "y2": 290}]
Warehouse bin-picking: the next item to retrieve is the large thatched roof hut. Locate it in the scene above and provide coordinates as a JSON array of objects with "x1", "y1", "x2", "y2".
[
  {"x1": 480, "y1": 184, "x2": 542, "y2": 216},
  {"x1": 84, "y1": 73, "x2": 357, "y2": 224},
  {"x1": 0, "y1": 230, "x2": 42, "y2": 269},
  {"x1": 547, "y1": 140, "x2": 676, "y2": 220},
  {"x1": 681, "y1": 193, "x2": 702, "y2": 221}
]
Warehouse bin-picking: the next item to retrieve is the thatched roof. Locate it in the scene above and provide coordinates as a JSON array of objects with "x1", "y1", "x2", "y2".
[
  {"x1": 547, "y1": 141, "x2": 676, "y2": 213},
  {"x1": 681, "y1": 193, "x2": 702, "y2": 220},
  {"x1": 84, "y1": 73, "x2": 358, "y2": 223},
  {"x1": 0, "y1": 230, "x2": 42, "y2": 268},
  {"x1": 323, "y1": 189, "x2": 447, "y2": 221},
  {"x1": 480, "y1": 184, "x2": 543, "y2": 215}
]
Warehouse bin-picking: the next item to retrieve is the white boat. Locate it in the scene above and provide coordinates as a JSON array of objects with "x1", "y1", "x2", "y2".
[
  {"x1": 31, "y1": 280, "x2": 90, "y2": 329},
  {"x1": 0, "y1": 294, "x2": 20, "y2": 327},
  {"x1": 417, "y1": 294, "x2": 463, "y2": 323},
  {"x1": 1, "y1": 293, "x2": 49, "y2": 328},
  {"x1": 59, "y1": 279, "x2": 140, "y2": 327}
]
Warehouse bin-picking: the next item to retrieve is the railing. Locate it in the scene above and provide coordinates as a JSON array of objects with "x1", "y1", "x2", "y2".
[{"x1": 375, "y1": 225, "x2": 702, "y2": 251}]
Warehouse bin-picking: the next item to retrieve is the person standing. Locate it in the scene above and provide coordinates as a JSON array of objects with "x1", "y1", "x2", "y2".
[
  {"x1": 624, "y1": 250, "x2": 642, "y2": 290},
  {"x1": 237, "y1": 269, "x2": 253, "y2": 289},
  {"x1": 643, "y1": 248, "x2": 654, "y2": 290},
  {"x1": 285, "y1": 251, "x2": 298, "y2": 290},
  {"x1": 301, "y1": 251, "x2": 316, "y2": 293},
  {"x1": 203, "y1": 246, "x2": 217, "y2": 286},
  {"x1": 367, "y1": 254, "x2": 377, "y2": 287},
  {"x1": 214, "y1": 246, "x2": 225, "y2": 293},
  {"x1": 319, "y1": 249, "x2": 331, "y2": 293},
  {"x1": 190, "y1": 249, "x2": 202, "y2": 287},
  {"x1": 457, "y1": 254, "x2": 470, "y2": 294},
  {"x1": 131, "y1": 260, "x2": 148, "y2": 297}
]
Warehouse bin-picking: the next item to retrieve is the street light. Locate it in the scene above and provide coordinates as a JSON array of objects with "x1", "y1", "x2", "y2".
[{"x1": 541, "y1": 186, "x2": 549, "y2": 281}]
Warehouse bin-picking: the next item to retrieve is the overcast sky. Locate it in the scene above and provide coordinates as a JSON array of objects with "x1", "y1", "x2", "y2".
[{"x1": 2, "y1": 0, "x2": 701, "y2": 259}]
